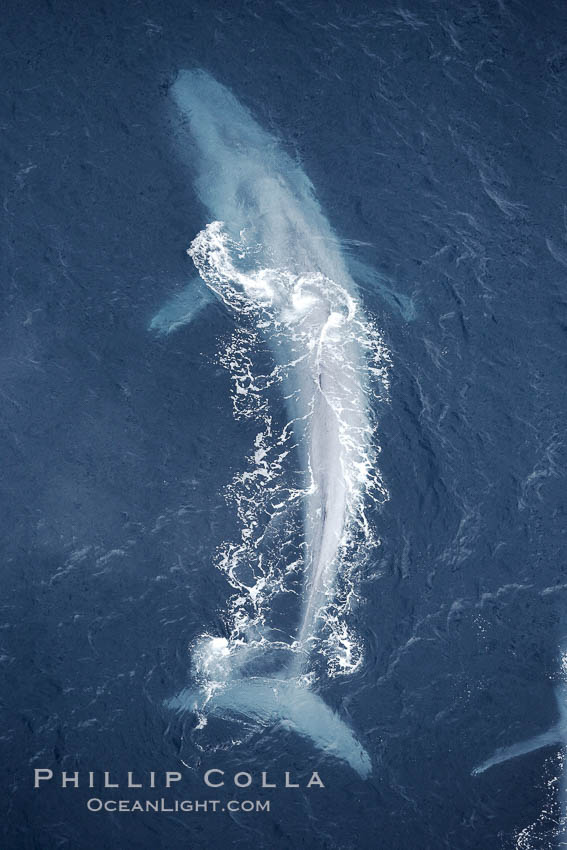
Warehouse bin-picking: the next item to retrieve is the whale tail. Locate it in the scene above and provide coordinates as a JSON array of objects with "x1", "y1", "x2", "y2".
[
  {"x1": 168, "y1": 676, "x2": 372, "y2": 779},
  {"x1": 472, "y1": 681, "x2": 567, "y2": 776},
  {"x1": 471, "y1": 726, "x2": 563, "y2": 775}
]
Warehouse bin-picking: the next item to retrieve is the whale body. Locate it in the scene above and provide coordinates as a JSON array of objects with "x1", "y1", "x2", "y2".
[{"x1": 152, "y1": 69, "x2": 389, "y2": 778}]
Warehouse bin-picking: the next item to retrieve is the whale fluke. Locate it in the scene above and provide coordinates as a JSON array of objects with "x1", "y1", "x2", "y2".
[
  {"x1": 472, "y1": 680, "x2": 567, "y2": 776},
  {"x1": 168, "y1": 677, "x2": 372, "y2": 779},
  {"x1": 472, "y1": 726, "x2": 562, "y2": 775}
]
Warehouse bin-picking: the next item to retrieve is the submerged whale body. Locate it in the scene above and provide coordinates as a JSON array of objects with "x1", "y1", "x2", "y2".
[{"x1": 153, "y1": 69, "x2": 389, "y2": 778}]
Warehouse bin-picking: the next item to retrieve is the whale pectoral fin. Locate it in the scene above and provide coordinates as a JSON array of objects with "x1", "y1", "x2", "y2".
[
  {"x1": 347, "y1": 257, "x2": 416, "y2": 321},
  {"x1": 168, "y1": 677, "x2": 372, "y2": 779},
  {"x1": 472, "y1": 725, "x2": 563, "y2": 775},
  {"x1": 149, "y1": 275, "x2": 216, "y2": 335}
]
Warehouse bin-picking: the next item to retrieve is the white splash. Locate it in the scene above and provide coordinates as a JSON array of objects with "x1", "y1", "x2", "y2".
[{"x1": 155, "y1": 69, "x2": 391, "y2": 776}]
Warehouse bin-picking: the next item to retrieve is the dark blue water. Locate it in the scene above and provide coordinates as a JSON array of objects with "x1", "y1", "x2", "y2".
[{"x1": 1, "y1": 1, "x2": 566, "y2": 848}]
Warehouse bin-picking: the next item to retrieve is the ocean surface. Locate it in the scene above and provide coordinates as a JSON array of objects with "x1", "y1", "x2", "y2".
[{"x1": 1, "y1": 1, "x2": 566, "y2": 848}]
